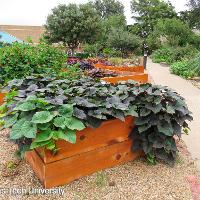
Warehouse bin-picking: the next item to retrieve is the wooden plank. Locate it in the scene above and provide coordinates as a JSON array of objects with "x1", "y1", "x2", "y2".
[
  {"x1": 101, "y1": 73, "x2": 148, "y2": 84},
  {"x1": 0, "y1": 93, "x2": 5, "y2": 105},
  {"x1": 41, "y1": 139, "x2": 141, "y2": 188},
  {"x1": 94, "y1": 65, "x2": 144, "y2": 73},
  {"x1": 36, "y1": 117, "x2": 134, "y2": 164}
]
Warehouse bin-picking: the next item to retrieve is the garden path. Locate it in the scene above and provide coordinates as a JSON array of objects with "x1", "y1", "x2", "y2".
[{"x1": 147, "y1": 58, "x2": 200, "y2": 171}]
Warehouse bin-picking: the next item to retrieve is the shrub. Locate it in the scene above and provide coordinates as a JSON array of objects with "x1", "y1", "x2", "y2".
[
  {"x1": 75, "y1": 52, "x2": 90, "y2": 59},
  {"x1": 59, "y1": 64, "x2": 84, "y2": 80},
  {"x1": 188, "y1": 54, "x2": 200, "y2": 77},
  {"x1": 152, "y1": 46, "x2": 199, "y2": 64},
  {"x1": 1, "y1": 76, "x2": 192, "y2": 165},
  {"x1": 170, "y1": 54, "x2": 200, "y2": 78},
  {"x1": 0, "y1": 42, "x2": 67, "y2": 86},
  {"x1": 107, "y1": 28, "x2": 141, "y2": 57},
  {"x1": 108, "y1": 57, "x2": 140, "y2": 66},
  {"x1": 154, "y1": 18, "x2": 194, "y2": 47},
  {"x1": 170, "y1": 61, "x2": 191, "y2": 78},
  {"x1": 151, "y1": 47, "x2": 174, "y2": 64},
  {"x1": 83, "y1": 43, "x2": 103, "y2": 57}
]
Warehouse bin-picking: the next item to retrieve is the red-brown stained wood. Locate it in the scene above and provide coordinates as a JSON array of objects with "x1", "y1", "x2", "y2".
[
  {"x1": 101, "y1": 73, "x2": 148, "y2": 84},
  {"x1": 36, "y1": 117, "x2": 134, "y2": 164},
  {"x1": 0, "y1": 93, "x2": 5, "y2": 105},
  {"x1": 94, "y1": 64, "x2": 144, "y2": 73},
  {"x1": 26, "y1": 140, "x2": 141, "y2": 188}
]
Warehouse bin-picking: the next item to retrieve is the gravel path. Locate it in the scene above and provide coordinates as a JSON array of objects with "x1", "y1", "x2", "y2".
[{"x1": 0, "y1": 128, "x2": 200, "y2": 200}]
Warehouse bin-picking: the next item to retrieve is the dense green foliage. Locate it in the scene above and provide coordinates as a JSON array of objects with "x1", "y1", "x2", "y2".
[
  {"x1": 171, "y1": 54, "x2": 200, "y2": 78},
  {"x1": 151, "y1": 46, "x2": 199, "y2": 64},
  {"x1": 153, "y1": 18, "x2": 194, "y2": 47},
  {"x1": 0, "y1": 43, "x2": 67, "y2": 86},
  {"x1": 93, "y1": 0, "x2": 124, "y2": 19},
  {"x1": 180, "y1": 0, "x2": 200, "y2": 29},
  {"x1": 45, "y1": 3, "x2": 101, "y2": 53},
  {"x1": 170, "y1": 61, "x2": 191, "y2": 78},
  {"x1": 107, "y1": 28, "x2": 141, "y2": 57},
  {"x1": 1, "y1": 76, "x2": 192, "y2": 165},
  {"x1": 130, "y1": 0, "x2": 177, "y2": 33},
  {"x1": 147, "y1": 18, "x2": 200, "y2": 52}
]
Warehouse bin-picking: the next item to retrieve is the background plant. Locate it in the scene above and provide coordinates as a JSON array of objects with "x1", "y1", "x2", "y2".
[
  {"x1": 107, "y1": 28, "x2": 141, "y2": 58},
  {"x1": 151, "y1": 46, "x2": 199, "y2": 64},
  {"x1": 45, "y1": 3, "x2": 101, "y2": 54},
  {"x1": 0, "y1": 42, "x2": 67, "y2": 86},
  {"x1": 1, "y1": 76, "x2": 192, "y2": 165},
  {"x1": 170, "y1": 53, "x2": 200, "y2": 78},
  {"x1": 130, "y1": 0, "x2": 177, "y2": 33}
]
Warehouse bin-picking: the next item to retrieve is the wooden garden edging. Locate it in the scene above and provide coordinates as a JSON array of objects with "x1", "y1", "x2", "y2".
[
  {"x1": 101, "y1": 73, "x2": 149, "y2": 84},
  {"x1": 0, "y1": 93, "x2": 5, "y2": 105},
  {"x1": 26, "y1": 116, "x2": 142, "y2": 188},
  {"x1": 94, "y1": 64, "x2": 144, "y2": 73}
]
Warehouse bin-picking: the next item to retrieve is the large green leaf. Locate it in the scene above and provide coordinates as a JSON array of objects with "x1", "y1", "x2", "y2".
[
  {"x1": 64, "y1": 117, "x2": 85, "y2": 131},
  {"x1": 37, "y1": 123, "x2": 50, "y2": 130},
  {"x1": 53, "y1": 116, "x2": 66, "y2": 129},
  {"x1": 30, "y1": 140, "x2": 52, "y2": 149},
  {"x1": 4, "y1": 113, "x2": 19, "y2": 128},
  {"x1": 10, "y1": 118, "x2": 26, "y2": 139},
  {"x1": 157, "y1": 122, "x2": 174, "y2": 136},
  {"x1": 58, "y1": 129, "x2": 76, "y2": 144},
  {"x1": 34, "y1": 129, "x2": 54, "y2": 143},
  {"x1": 21, "y1": 121, "x2": 37, "y2": 138},
  {"x1": 58, "y1": 104, "x2": 73, "y2": 117},
  {"x1": 14, "y1": 102, "x2": 36, "y2": 111},
  {"x1": 138, "y1": 124, "x2": 151, "y2": 133},
  {"x1": 126, "y1": 105, "x2": 138, "y2": 117},
  {"x1": 166, "y1": 104, "x2": 175, "y2": 114},
  {"x1": 140, "y1": 108, "x2": 151, "y2": 117},
  {"x1": 32, "y1": 111, "x2": 54, "y2": 124}
]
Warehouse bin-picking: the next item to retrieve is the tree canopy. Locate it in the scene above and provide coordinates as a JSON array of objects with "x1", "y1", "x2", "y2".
[
  {"x1": 93, "y1": 0, "x2": 125, "y2": 19},
  {"x1": 180, "y1": 0, "x2": 200, "y2": 29},
  {"x1": 44, "y1": 3, "x2": 101, "y2": 53},
  {"x1": 107, "y1": 28, "x2": 141, "y2": 56},
  {"x1": 131, "y1": 0, "x2": 177, "y2": 32}
]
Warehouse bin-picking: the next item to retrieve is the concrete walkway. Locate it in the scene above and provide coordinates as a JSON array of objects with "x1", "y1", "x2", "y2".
[{"x1": 147, "y1": 59, "x2": 200, "y2": 170}]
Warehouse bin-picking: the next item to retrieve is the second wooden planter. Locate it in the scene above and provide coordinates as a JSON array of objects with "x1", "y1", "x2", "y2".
[
  {"x1": 0, "y1": 93, "x2": 5, "y2": 105},
  {"x1": 26, "y1": 116, "x2": 141, "y2": 188},
  {"x1": 101, "y1": 73, "x2": 149, "y2": 84},
  {"x1": 94, "y1": 64, "x2": 144, "y2": 73}
]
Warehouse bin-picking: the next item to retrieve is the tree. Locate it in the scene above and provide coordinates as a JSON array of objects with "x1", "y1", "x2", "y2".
[
  {"x1": 147, "y1": 18, "x2": 194, "y2": 50},
  {"x1": 131, "y1": 0, "x2": 177, "y2": 33},
  {"x1": 44, "y1": 3, "x2": 101, "y2": 54},
  {"x1": 107, "y1": 28, "x2": 141, "y2": 57},
  {"x1": 187, "y1": 0, "x2": 200, "y2": 8},
  {"x1": 180, "y1": 0, "x2": 200, "y2": 29},
  {"x1": 93, "y1": 0, "x2": 124, "y2": 19},
  {"x1": 100, "y1": 14, "x2": 126, "y2": 44}
]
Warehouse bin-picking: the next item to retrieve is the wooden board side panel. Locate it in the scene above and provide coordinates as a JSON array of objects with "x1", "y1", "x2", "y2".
[
  {"x1": 94, "y1": 65, "x2": 144, "y2": 73},
  {"x1": 44, "y1": 140, "x2": 141, "y2": 188},
  {"x1": 0, "y1": 93, "x2": 5, "y2": 105},
  {"x1": 37, "y1": 117, "x2": 134, "y2": 164},
  {"x1": 101, "y1": 73, "x2": 148, "y2": 84}
]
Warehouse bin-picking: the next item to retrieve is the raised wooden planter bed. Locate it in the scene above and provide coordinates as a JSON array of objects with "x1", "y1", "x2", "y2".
[
  {"x1": 0, "y1": 93, "x2": 5, "y2": 105},
  {"x1": 26, "y1": 117, "x2": 142, "y2": 188},
  {"x1": 94, "y1": 64, "x2": 144, "y2": 73},
  {"x1": 101, "y1": 73, "x2": 149, "y2": 84}
]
